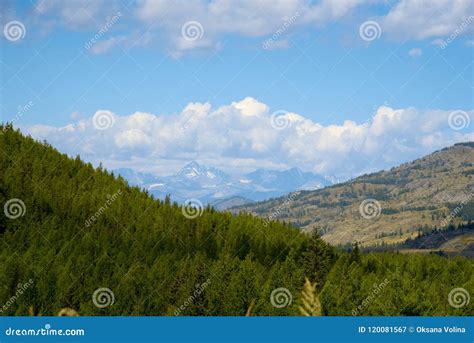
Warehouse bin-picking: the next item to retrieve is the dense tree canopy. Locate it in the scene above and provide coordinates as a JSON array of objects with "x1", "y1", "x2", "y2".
[{"x1": 0, "y1": 125, "x2": 472, "y2": 316}]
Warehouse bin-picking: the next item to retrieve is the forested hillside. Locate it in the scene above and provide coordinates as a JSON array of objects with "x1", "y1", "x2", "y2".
[
  {"x1": 0, "y1": 125, "x2": 472, "y2": 316},
  {"x1": 367, "y1": 222, "x2": 474, "y2": 257}
]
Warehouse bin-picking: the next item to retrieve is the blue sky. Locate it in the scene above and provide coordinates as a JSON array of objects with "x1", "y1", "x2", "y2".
[{"x1": 0, "y1": 0, "x2": 473, "y2": 177}]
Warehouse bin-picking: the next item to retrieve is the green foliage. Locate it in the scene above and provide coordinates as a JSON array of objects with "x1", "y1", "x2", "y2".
[
  {"x1": 0, "y1": 126, "x2": 311, "y2": 315},
  {"x1": 321, "y1": 253, "x2": 473, "y2": 316},
  {"x1": 0, "y1": 126, "x2": 472, "y2": 316}
]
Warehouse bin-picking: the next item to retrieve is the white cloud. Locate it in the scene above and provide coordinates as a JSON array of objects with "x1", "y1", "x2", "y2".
[
  {"x1": 133, "y1": 0, "x2": 377, "y2": 54},
  {"x1": 430, "y1": 38, "x2": 446, "y2": 48},
  {"x1": 115, "y1": 129, "x2": 152, "y2": 148},
  {"x1": 263, "y1": 38, "x2": 291, "y2": 50},
  {"x1": 232, "y1": 96, "x2": 268, "y2": 116},
  {"x1": 23, "y1": 97, "x2": 474, "y2": 178},
  {"x1": 89, "y1": 36, "x2": 125, "y2": 54},
  {"x1": 30, "y1": 0, "x2": 474, "y2": 54},
  {"x1": 408, "y1": 47, "x2": 422, "y2": 57},
  {"x1": 34, "y1": 0, "x2": 116, "y2": 29},
  {"x1": 30, "y1": 0, "x2": 372, "y2": 55},
  {"x1": 381, "y1": 0, "x2": 474, "y2": 40}
]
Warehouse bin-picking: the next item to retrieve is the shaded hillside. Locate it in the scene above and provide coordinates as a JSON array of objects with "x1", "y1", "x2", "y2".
[
  {"x1": 233, "y1": 143, "x2": 474, "y2": 247},
  {"x1": 368, "y1": 222, "x2": 474, "y2": 257},
  {"x1": 211, "y1": 196, "x2": 254, "y2": 211}
]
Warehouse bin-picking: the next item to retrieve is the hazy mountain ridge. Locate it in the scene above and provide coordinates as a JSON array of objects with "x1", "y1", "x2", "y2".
[
  {"x1": 115, "y1": 162, "x2": 333, "y2": 207},
  {"x1": 233, "y1": 142, "x2": 474, "y2": 247}
]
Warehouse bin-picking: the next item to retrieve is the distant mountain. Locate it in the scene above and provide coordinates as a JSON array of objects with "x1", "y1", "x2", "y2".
[
  {"x1": 113, "y1": 168, "x2": 160, "y2": 186},
  {"x1": 175, "y1": 161, "x2": 229, "y2": 183},
  {"x1": 244, "y1": 167, "x2": 329, "y2": 192},
  {"x1": 233, "y1": 142, "x2": 474, "y2": 247},
  {"x1": 115, "y1": 161, "x2": 333, "y2": 207}
]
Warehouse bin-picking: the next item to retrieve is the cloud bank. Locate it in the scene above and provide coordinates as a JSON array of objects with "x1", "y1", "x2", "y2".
[
  {"x1": 27, "y1": 0, "x2": 474, "y2": 55},
  {"x1": 24, "y1": 97, "x2": 473, "y2": 178}
]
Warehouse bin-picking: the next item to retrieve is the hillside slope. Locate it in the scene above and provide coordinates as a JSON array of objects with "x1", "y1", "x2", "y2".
[
  {"x1": 0, "y1": 126, "x2": 472, "y2": 316},
  {"x1": 233, "y1": 143, "x2": 474, "y2": 247},
  {"x1": 0, "y1": 125, "x2": 321, "y2": 316},
  {"x1": 374, "y1": 221, "x2": 474, "y2": 255}
]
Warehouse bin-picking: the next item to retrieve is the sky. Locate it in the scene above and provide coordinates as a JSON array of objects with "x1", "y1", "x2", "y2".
[{"x1": 0, "y1": 0, "x2": 473, "y2": 178}]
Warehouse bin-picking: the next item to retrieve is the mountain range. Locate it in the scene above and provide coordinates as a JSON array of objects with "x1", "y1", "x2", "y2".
[
  {"x1": 2, "y1": 124, "x2": 472, "y2": 316},
  {"x1": 115, "y1": 161, "x2": 332, "y2": 209},
  {"x1": 233, "y1": 142, "x2": 474, "y2": 249}
]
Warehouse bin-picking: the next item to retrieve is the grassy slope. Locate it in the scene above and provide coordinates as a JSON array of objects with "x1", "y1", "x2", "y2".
[{"x1": 233, "y1": 143, "x2": 474, "y2": 246}]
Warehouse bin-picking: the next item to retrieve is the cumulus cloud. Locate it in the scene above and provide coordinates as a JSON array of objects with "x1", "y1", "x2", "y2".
[{"x1": 23, "y1": 97, "x2": 473, "y2": 178}]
